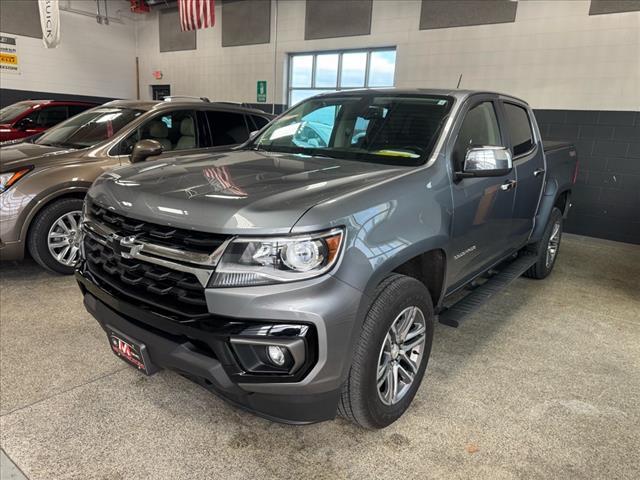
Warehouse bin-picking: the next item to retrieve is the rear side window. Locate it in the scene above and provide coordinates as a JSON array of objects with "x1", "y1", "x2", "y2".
[
  {"x1": 205, "y1": 111, "x2": 249, "y2": 146},
  {"x1": 503, "y1": 103, "x2": 534, "y2": 156},
  {"x1": 453, "y1": 101, "x2": 502, "y2": 168},
  {"x1": 27, "y1": 105, "x2": 69, "y2": 128}
]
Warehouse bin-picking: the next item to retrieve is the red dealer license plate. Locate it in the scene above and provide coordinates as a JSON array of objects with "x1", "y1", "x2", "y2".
[{"x1": 107, "y1": 327, "x2": 154, "y2": 375}]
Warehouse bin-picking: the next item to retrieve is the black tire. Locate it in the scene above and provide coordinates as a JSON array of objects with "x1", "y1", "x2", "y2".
[
  {"x1": 27, "y1": 197, "x2": 84, "y2": 275},
  {"x1": 524, "y1": 207, "x2": 563, "y2": 280},
  {"x1": 338, "y1": 274, "x2": 434, "y2": 429}
]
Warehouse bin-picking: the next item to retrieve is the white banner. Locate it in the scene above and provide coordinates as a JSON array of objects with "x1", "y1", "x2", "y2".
[{"x1": 38, "y1": 0, "x2": 61, "y2": 48}]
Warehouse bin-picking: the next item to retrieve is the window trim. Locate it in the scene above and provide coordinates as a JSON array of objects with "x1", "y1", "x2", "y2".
[
  {"x1": 450, "y1": 99, "x2": 506, "y2": 171},
  {"x1": 288, "y1": 47, "x2": 397, "y2": 106},
  {"x1": 500, "y1": 101, "x2": 538, "y2": 160}
]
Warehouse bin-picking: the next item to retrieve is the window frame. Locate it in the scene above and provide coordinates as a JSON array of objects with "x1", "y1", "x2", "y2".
[
  {"x1": 287, "y1": 47, "x2": 397, "y2": 106},
  {"x1": 450, "y1": 98, "x2": 506, "y2": 171},
  {"x1": 500, "y1": 101, "x2": 537, "y2": 159}
]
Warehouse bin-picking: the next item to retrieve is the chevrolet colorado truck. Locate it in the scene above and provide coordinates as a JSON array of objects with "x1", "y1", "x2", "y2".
[{"x1": 76, "y1": 89, "x2": 578, "y2": 428}]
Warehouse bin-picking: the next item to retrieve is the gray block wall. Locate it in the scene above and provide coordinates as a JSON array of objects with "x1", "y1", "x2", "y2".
[{"x1": 535, "y1": 110, "x2": 640, "y2": 244}]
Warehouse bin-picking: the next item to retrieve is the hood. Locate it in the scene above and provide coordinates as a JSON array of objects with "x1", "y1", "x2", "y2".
[
  {"x1": 0, "y1": 141, "x2": 82, "y2": 171},
  {"x1": 88, "y1": 149, "x2": 407, "y2": 234}
]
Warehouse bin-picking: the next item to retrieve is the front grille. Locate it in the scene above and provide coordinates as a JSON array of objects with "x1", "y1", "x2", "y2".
[
  {"x1": 87, "y1": 201, "x2": 227, "y2": 254},
  {"x1": 84, "y1": 235, "x2": 210, "y2": 319},
  {"x1": 83, "y1": 201, "x2": 230, "y2": 320}
]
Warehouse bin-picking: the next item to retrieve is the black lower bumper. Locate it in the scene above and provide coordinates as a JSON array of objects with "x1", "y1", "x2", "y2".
[{"x1": 77, "y1": 269, "x2": 340, "y2": 424}]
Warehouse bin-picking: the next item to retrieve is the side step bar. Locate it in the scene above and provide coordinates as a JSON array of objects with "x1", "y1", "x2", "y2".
[{"x1": 438, "y1": 254, "x2": 537, "y2": 328}]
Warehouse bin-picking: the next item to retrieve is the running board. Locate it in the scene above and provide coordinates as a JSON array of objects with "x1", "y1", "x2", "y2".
[{"x1": 438, "y1": 254, "x2": 537, "y2": 328}]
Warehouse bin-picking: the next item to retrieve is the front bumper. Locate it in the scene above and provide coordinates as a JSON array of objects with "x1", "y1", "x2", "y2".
[
  {"x1": 0, "y1": 240, "x2": 24, "y2": 261},
  {"x1": 76, "y1": 265, "x2": 365, "y2": 424}
]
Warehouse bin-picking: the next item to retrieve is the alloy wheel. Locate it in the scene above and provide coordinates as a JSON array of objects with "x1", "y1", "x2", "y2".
[
  {"x1": 47, "y1": 210, "x2": 83, "y2": 267},
  {"x1": 545, "y1": 220, "x2": 561, "y2": 268},
  {"x1": 376, "y1": 306, "x2": 427, "y2": 406}
]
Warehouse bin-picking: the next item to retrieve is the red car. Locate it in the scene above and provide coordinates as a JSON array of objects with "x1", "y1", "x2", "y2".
[{"x1": 0, "y1": 100, "x2": 98, "y2": 142}]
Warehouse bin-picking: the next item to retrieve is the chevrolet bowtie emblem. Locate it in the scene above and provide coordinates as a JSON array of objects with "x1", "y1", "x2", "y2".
[{"x1": 107, "y1": 233, "x2": 143, "y2": 259}]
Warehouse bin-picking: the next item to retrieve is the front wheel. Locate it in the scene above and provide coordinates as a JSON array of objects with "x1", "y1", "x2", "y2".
[
  {"x1": 27, "y1": 198, "x2": 84, "y2": 274},
  {"x1": 524, "y1": 207, "x2": 563, "y2": 279},
  {"x1": 338, "y1": 274, "x2": 434, "y2": 429}
]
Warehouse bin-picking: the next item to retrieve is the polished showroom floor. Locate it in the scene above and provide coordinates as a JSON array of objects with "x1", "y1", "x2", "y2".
[{"x1": 1, "y1": 234, "x2": 638, "y2": 480}]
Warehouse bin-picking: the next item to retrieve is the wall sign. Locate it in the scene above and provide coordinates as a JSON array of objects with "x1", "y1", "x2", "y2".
[
  {"x1": 0, "y1": 34, "x2": 20, "y2": 74},
  {"x1": 257, "y1": 80, "x2": 267, "y2": 103}
]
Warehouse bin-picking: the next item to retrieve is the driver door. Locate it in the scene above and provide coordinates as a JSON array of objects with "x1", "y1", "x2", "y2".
[{"x1": 447, "y1": 99, "x2": 517, "y2": 290}]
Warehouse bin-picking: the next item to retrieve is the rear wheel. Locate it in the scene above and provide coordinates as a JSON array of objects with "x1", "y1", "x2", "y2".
[
  {"x1": 338, "y1": 274, "x2": 434, "y2": 429},
  {"x1": 28, "y1": 198, "x2": 84, "y2": 275},
  {"x1": 524, "y1": 207, "x2": 563, "y2": 279}
]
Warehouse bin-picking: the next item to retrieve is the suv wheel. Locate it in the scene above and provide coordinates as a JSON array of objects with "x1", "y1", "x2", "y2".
[
  {"x1": 338, "y1": 274, "x2": 434, "y2": 429},
  {"x1": 524, "y1": 207, "x2": 563, "y2": 279},
  {"x1": 28, "y1": 198, "x2": 84, "y2": 275}
]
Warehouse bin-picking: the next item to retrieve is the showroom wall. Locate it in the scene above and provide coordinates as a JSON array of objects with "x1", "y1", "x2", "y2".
[
  {"x1": 136, "y1": 0, "x2": 639, "y2": 244},
  {"x1": 136, "y1": 0, "x2": 639, "y2": 111},
  {"x1": 0, "y1": 0, "x2": 137, "y2": 105}
]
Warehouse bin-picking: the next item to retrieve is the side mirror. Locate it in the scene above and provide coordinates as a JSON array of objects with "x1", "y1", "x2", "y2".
[
  {"x1": 249, "y1": 130, "x2": 259, "y2": 140},
  {"x1": 130, "y1": 139, "x2": 163, "y2": 163},
  {"x1": 15, "y1": 118, "x2": 34, "y2": 131},
  {"x1": 459, "y1": 146, "x2": 513, "y2": 178}
]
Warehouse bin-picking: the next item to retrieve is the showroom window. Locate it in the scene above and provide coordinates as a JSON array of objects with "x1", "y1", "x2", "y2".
[{"x1": 288, "y1": 48, "x2": 397, "y2": 106}]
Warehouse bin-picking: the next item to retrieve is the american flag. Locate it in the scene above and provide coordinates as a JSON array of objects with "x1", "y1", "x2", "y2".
[{"x1": 179, "y1": 0, "x2": 215, "y2": 31}]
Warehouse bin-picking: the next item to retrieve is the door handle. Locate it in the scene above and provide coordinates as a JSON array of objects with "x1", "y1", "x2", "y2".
[
  {"x1": 534, "y1": 168, "x2": 545, "y2": 177},
  {"x1": 500, "y1": 180, "x2": 517, "y2": 191}
]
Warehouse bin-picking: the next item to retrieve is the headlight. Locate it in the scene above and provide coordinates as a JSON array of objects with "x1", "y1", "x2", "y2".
[
  {"x1": 210, "y1": 228, "x2": 344, "y2": 287},
  {"x1": 0, "y1": 167, "x2": 31, "y2": 194}
]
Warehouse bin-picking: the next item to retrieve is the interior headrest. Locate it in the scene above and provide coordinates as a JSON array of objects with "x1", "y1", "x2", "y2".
[
  {"x1": 148, "y1": 121, "x2": 168, "y2": 138},
  {"x1": 180, "y1": 117, "x2": 195, "y2": 136}
]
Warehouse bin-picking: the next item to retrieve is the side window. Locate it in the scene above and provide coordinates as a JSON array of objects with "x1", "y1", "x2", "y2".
[
  {"x1": 141, "y1": 110, "x2": 198, "y2": 152},
  {"x1": 116, "y1": 110, "x2": 199, "y2": 156},
  {"x1": 69, "y1": 105, "x2": 92, "y2": 117},
  {"x1": 205, "y1": 111, "x2": 249, "y2": 146},
  {"x1": 503, "y1": 103, "x2": 534, "y2": 156},
  {"x1": 36, "y1": 106, "x2": 69, "y2": 127},
  {"x1": 250, "y1": 115, "x2": 269, "y2": 130},
  {"x1": 453, "y1": 101, "x2": 502, "y2": 168}
]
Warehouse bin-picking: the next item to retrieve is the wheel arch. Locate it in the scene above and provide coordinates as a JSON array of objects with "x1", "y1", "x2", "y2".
[
  {"x1": 360, "y1": 242, "x2": 449, "y2": 311},
  {"x1": 21, "y1": 185, "x2": 89, "y2": 243}
]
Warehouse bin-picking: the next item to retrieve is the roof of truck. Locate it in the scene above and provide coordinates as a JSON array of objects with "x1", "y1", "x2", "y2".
[{"x1": 310, "y1": 88, "x2": 529, "y2": 105}]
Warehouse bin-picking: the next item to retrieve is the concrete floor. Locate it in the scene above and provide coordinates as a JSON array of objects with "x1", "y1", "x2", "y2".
[{"x1": 0, "y1": 234, "x2": 638, "y2": 480}]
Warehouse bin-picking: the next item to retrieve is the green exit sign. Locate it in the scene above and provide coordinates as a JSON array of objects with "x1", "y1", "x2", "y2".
[{"x1": 257, "y1": 80, "x2": 267, "y2": 103}]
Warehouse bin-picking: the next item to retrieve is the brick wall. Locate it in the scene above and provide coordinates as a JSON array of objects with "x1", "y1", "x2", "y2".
[{"x1": 535, "y1": 110, "x2": 640, "y2": 244}]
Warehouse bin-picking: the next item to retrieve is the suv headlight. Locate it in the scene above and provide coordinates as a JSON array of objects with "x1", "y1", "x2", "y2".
[
  {"x1": 0, "y1": 167, "x2": 32, "y2": 194},
  {"x1": 210, "y1": 228, "x2": 344, "y2": 287}
]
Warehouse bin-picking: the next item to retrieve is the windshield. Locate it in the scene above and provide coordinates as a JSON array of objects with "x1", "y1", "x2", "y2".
[
  {"x1": 253, "y1": 94, "x2": 453, "y2": 165},
  {"x1": 35, "y1": 107, "x2": 143, "y2": 148},
  {"x1": 0, "y1": 102, "x2": 33, "y2": 123}
]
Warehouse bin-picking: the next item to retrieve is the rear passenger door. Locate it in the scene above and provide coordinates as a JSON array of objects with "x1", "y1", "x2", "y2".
[
  {"x1": 499, "y1": 101, "x2": 545, "y2": 246},
  {"x1": 203, "y1": 110, "x2": 250, "y2": 146}
]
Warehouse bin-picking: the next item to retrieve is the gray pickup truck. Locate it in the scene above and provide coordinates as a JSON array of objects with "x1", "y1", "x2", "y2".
[{"x1": 76, "y1": 89, "x2": 578, "y2": 429}]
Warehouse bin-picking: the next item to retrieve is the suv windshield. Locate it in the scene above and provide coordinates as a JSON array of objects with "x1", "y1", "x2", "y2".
[
  {"x1": 0, "y1": 102, "x2": 33, "y2": 123},
  {"x1": 35, "y1": 108, "x2": 143, "y2": 149},
  {"x1": 254, "y1": 94, "x2": 453, "y2": 165}
]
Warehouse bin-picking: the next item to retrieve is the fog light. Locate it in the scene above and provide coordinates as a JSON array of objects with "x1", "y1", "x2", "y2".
[{"x1": 266, "y1": 345, "x2": 286, "y2": 366}]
